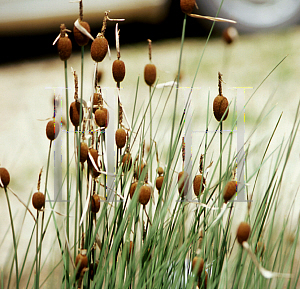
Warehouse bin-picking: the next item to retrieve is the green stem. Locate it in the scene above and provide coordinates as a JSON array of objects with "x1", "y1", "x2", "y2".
[
  {"x1": 219, "y1": 121, "x2": 223, "y2": 206},
  {"x1": 35, "y1": 212, "x2": 39, "y2": 289},
  {"x1": 4, "y1": 187, "x2": 19, "y2": 289},
  {"x1": 149, "y1": 86, "x2": 152, "y2": 183},
  {"x1": 64, "y1": 59, "x2": 70, "y2": 287}
]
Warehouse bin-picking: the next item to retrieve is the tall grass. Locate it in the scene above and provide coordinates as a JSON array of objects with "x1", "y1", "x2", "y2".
[{"x1": 0, "y1": 2, "x2": 299, "y2": 289}]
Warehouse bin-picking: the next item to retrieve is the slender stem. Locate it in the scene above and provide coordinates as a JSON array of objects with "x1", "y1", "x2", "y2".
[
  {"x1": 219, "y1": 121, "x2": 223, "y2": 206},
  {"x1": 35, "y1": 212, "x2": 39, "y2": 289},
  {"x1": 149, "y1": 86, "x2": 152, "y2": 183},
  {"x1": 4, "y1": 187, "x2": 19, "y2": 289},
  {"x1": 64, "y1": 59, "x2": 70, "y2": 287}
]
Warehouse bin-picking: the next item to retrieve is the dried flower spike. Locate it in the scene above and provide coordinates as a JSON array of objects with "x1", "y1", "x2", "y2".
[
  {"x1": 129, "y1": 181, "x2": 138, "y2": 199},
  {"x1": 95, "y1": 107, "x2": 109, "y2": 128},
  {"x1": 223, "y1": 180, "x2": 237, "y2": 203},
  {"x1": 32, "y1": 192, "x2": 45, "y2": 211},
  {"x1": 46, "y1": 120, "x2": 59, "y2": 141},
  {"x1": 91, "y1": 34, "x2": 108, "y2": 62},
  {"x1": 193, "y1": 174, "x2": 205, "y2": 196},
  {"x1": 222, "y1": 26, "x2": 238, "y2": 44},
  {"x1": 75, "y1": 249, "x2": 88, "y2": 279},
  {"x1": 115, "y1": 128, "x2": 127, "y2": 149},
  {"x1": 70, "y1": 101, "x2": 83, "y2": 127},
  {"x1": 213, "y1": 72, "x2": 229, "y2": 122},
  {"x1": 178, "y1": 171, "x2": 189, "y2": 198},
  {"x1": 91, "y1": 194, "x2": 100, "y2": 213},
  {"x1": 78, "y1": 142, "x2": 88, "y2": 163},
  {"x1": 192, "y1": 256, "x2": 204, "y2": 277},
  {"x1": 112, "y1": 24, "x2": 126, "y2": 83},
  {"x1": 122, "y1": 152, "x2": 132, "y2": 171},
  {"x1": 236, "y1": 222, "x2": 251, "y2": 245},
  {"x1": 144, "y1": 39, "x2": 157, "y2": 86},
  {"x1": 57, "y1": 24, "x2": 72, "y2": 61},
  {"x1": 139, "y1": 184, "x2": 151, "y2": 206},
  {"x1": 155, "y1": 167, "x2": 164, "y2": 192},
  {"x1": 180, "y1": 0, "x2": 196, "y2": 14},
  {"x1": 0, "y1": 167, "x2": 10, "y2": 188}
]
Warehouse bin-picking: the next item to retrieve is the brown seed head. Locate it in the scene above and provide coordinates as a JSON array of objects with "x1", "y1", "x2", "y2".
[
  {"x1": 91, "y1": 36, "x2": 108, "y2": 62},
  {"x1": 192, "y1": 256, "x2": 204, "y2": 277},
  {"x1": 0, "y1": 167, "x2": 10, "y2": 188},
  {"x1": 223, "y1": 180, "x2": 237, "y2": 203},
  {"x1": 89, "y1": 261, "x2": 99, "y2": 281},
  {"x1": 73, "y1": 21, "x2": 91, "y2": 46},
  {"x1": 135, "y1": 162, "x2": 147, "y2": 180},
  {"x1": 144, "y1": 63, "x2": 156, "y2": 86},
  {"x1": 57, "y1": 36, "x2": 72, "y2": 61},
  {"x1": 92, "y1": 93, "x2": 101, "y2": 113},
  {"x1": 178, "y1": 171, "x2": 189, "y2": 198},
  {"x1": 32, "y1": 192, "x2": 45, "y2": 210},
  {"x1": 70, "y1": 101, "x2": 83, "y2": 127},
  {"x1": 197, "y1": 271, "x2": 208, "y2": 289},
  {"x1": 155, "y1": 176, "x2": 164, "y2": 192},
  {"x1": 46, "y1": 120, "x2": 59, "y2": 141},
  {"x1": 180, "y1": 0, "x2": 196, "y2": 14},
  {"x1": 157, "y1": 167, "x2": 164, "y2": 176},
  {"x1": 88, "y1": 148, "x2": 100, "y2": 177},
  {"x1": 236, "y1": 222, "x2": 251, "y2": 245},
  {"x1": 75, "y1": 251, "x2": 88, "y2": 277},
  {"x1": 78, "y1": 142, "x2": 88, "y2": 163},
  {"x1": 122, "y1": 153, "x2": 132, "y2": 171},
  {"x1": 222, "y1": 26, "x2": 238, "y2": 44},
  {"x1": 112, "y1": 59, "x2": 126, "y2": 83},
  {"x1": 115, "y1": 128, "x2": 127, "y2": 149},
  {"x1": 139, "y1": 184, "x2": 151, "y2": 206},
  {"x1": 95, "y1": 107, "x2": 109, "y2": 128},
  {"x1": 91, "y1": 194, "x2": 100, "y2": 213},
  {"x1": 129, "y1": 181, "x2": 138, "y2": 199},
  {"x1": 193, "y1": 174, "x2": 206, "y2": 196},
  {"x1": 213, "y1": 94, "x2": 229, "y2": 122}
]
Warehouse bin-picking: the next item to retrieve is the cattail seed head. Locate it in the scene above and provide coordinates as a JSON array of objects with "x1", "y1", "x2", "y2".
[
  {"x1": 95, "y1": 107, "x2": 109, "y2": 128},
  {"x1": 122, "y1": 153, "x2": 132, "y2": 171},
  {"x1": 0, "y1": 167, "x2": 10, "y2": 188},
  {"x1": 73, "y1": 21, "x2": 91, "y2": 46},
  {"x1": 213, "y1": 94, "x2": 229, "y2": 122},
  {"x1": 92, "y1": 93, "x2": 101, "y2": 114},
  {"x1": 135, "y1": 162, "x2": 146, "y2": 180},
  {"x1": 223, "y1": 180, "x2": 237, "y2": 203},
  {"x1": 197, "y1": 271, "x2": 208, "y2": 289},
  {"x1": 178, "y1": 171, "x2": 189, "y2": 198},
  {"x1": 88, "y1": 148, "x2": 100, "y2": 177},
  {"x1": 75, "y1": 250, "x2": 88, "y2": 278},
  {"x1": 129, "y1": 181, "x2": 138, "y2": 199},
  {"x1": 157, "y1": 167, "x2": 164, "y2": 176},
  {"x1": 78, "y1": 142, "x2": 88, "y2": 163},
  {"x1": 155, "y1": 176, "x2": 164, "y2": 192},
  {"x1": 32, "y1": 192, "x2": 45, "y2": 210},
  {"x1": 222, "y1": 26, "x2": 238, "y2": 44},
  {"x1": 144, "y1": 63, "x2": 156, "y2": 86},
  {"x1": 57, "y1": 36, "x2": 72, "y2": 61},
  {"x1": 180, "y1": 0, "x2": 195, "y2": 14},
  {"x1": 91, "y1": 194, "x2": 100, "y2": 213},
  {"x1": 115, "y1": 128, "x2": 127, "y2": 149},
  {"x1": 192, "y1": 256, "x2": 204, "y2": 277},
  {"x1": 46, "y1": 120, "x2": 59, "y2": 141},
  {"x1": 70, "y1": 101, "x2": 83, "y2": 127},
  {"x1": 193, "y1": 174, "x2": 205, "y2": 196},
  {"x1": 112, "y1": 59, "x2": 126, "y2": 83},
  {"x1": 91, "y1": 36, "x2": 108, "y2": 62},
  {"x1": 139, "y1": 184, "x2": 151, "y2": 206},
  {"x1": 89, "y1": 261, "x2": 99, "y2": 281},
  {"x1": 236, "y1": 222, "x2": 251, "y2": 245}
]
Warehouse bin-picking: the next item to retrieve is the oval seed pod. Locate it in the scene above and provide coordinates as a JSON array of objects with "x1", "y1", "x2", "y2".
[
  {"x1": 135, "y1": 162, "x2": 146, "y2": 180},
  {"x1": 213, "y1": 94, "x2": 229, "y2": 122},
  {"x1": 139, "y1": 184, "x2": 151, "y2": 206},
  {"x1": 75, "y1": 250, "x2": 88, "y2": 278},
  {"x1": 236, "y1": 222, "x2": 251, "y2": 245},
  {"x1": 70, "y1": 101, "x2": 83, "y2": 127},
  {"x1": 144, "y1": 63, "x2": 156, "y2": 86},
  {"x1": 112, "y1": 59, "x2": 126, "y2": 83},
  {"x1": 89, "y1": 261, "x2": 99, "y2": 281},
  {"x1": 178, "y1": 171, "x2": 189, "y2": 198},
  {"x1": 88, "y1": 148, "x2": 100, "y2": 177},
  {"x1": 197, "y1": 271, "x2": 208, "y2": 289},
  {"x1": 95, "y1": 107, "x2": 109, "y2": 128},
  {"x1": 222, "y1": 26, "x2": 238, "y2": 44},
  {"x1": 180, "y1": 0, "x2": 196, "y2": 14},
  {"x1": 122, "y1": 153, "x2": 132, "y2": 171},
  {"x1": 129, "y1": 181, "x2": 138, "y2": 199},
  {"x1": 91, "y1": 36, "x2": 108, "y2": 62},
  {"x1": 78, "y1": 142, "x2": 88, "y2": 163},
  {"x1": 192, "y1": 256, "x2": 204, "y2": 277},
  {"x1": 32, "y1": 192, "x2": 45, "y2": 210},
  {"x1": 115, "y1": 128, "x2": 127, "y2": 149},
  {"x1": 0, "y1": 167, "x2": 10, "y2": 188},
  {"x1": 91, "y1": 194, "x2": 100, "y2": 213},
  {"x1": 73, "y1": 21, "x2": 91, "y2": 46},
  {"x1": 46, "y1": 120, "x2": 59, "y2": 141},
  {"x1": 193, "y1": 174, "x2": 206, "y2": 196},
  {"x1": 155, "y1": 176, "x2": 164, "y2": 192},
  {"x1": 92, "y1": 93, "x2": 100, "y2": 114},
  {"x1": 223, "y1": 180, "x2": 237, "y2": 203},
  {"x1": 57, "y1": 36, "x2": 72, "y2": 61}
]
